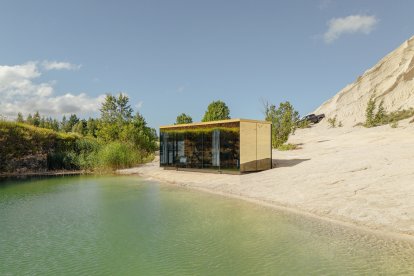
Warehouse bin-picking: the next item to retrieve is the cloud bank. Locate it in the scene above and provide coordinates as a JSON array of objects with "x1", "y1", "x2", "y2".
[
  {"x1": 0, "y1": 61, "x2": 104, "y2": 118},
  {"x1": 324, "y1": 15, "x2": 378, "y2": 43}
]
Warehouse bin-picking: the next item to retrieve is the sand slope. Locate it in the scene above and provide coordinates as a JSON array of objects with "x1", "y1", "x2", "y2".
[
  {"x1": 315, "y1": 35, "x2": 414, "y2": 126},
  {"x1": 119, "y1": 121, "x2": 414, "y2": 237}
]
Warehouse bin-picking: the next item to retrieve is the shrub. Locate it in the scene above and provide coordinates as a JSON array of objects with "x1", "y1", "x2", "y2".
[
  {"x1": 297, "y1": 119, "x2": 311, "y2": 129},
  {"x1": 265, "y1": 101, "x2": 299, "y2": 148},
  {"x1": 390, "y1": 120, "x2": 399, "y2": 128},
  {"x1": 277, "y1": 143, "x2": 300, "y2": 151},
  {"x1": 96, "y1": 142, "x2": 141, "y2": 170},
  {"x1": 327, "y1": 116, "x2": 337, "y2": 128},
  {"x1": 365, "y1": 96, "x2": 376, "y2": 127}
]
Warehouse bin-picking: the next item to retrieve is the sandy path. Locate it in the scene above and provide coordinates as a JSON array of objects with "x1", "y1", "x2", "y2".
[{"x1": 119, "y1": 120, "x2": 414, "y2": 237}]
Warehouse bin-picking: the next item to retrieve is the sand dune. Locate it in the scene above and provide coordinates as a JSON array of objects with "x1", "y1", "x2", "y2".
[{"x1": 315, "y1": 35, "x2": 414, "y2": 126}]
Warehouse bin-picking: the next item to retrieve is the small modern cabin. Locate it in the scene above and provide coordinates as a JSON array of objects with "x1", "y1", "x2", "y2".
[{"x1": 159, "y1": 119, "x2": 272, "y2": 173}]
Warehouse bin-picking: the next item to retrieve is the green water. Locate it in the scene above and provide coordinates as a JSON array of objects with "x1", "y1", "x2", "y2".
[{"x1": 1, "y1": 176, "x2": 414, "y2": 275}]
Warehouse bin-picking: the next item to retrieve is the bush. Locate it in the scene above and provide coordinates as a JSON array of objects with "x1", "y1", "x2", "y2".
[
  {"x1": 277, "y1": 143, "x2": 300, "y2": 151},
  {"x1": 265, "y1": 101, "x2": 299, "y2": 148},
  {"x1": 364, "y1": 96, "x2": 414, "y2": 128},
  {"x1": 327, "y1": 116, "x2": 337, "y2": 128},
  {"x1": 297, "y1": 119, "x2": 311, "y2": 129}
]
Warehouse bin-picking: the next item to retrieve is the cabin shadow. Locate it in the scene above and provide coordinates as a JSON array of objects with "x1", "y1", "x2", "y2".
[{"x1": 272, "y1": 158, "x2": 310, "y2": 168}]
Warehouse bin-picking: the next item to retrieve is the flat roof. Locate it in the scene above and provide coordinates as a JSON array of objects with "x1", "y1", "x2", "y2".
[{"x1": 160, "y1": 118, "x2": 271, "y2": 129}]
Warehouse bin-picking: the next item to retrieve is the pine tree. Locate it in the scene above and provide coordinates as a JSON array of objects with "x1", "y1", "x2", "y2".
[
  {"x1": 365, "y1": 96, "x2": 376, "y2": 128},
  {"x1": 16, "y1": 112, "x2": 24, "y2": 123}
]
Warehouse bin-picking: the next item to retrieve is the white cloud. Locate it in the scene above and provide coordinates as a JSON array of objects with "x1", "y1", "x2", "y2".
[
  {"x1": 0, "y1": 62, "x2": 104, "y2": 118},
  {"x1": 324, "y1": 15, "x2": 378, "y2": 43},
  {"x1": 42, "y1": 60, "x2": 82, "y2": 71}
]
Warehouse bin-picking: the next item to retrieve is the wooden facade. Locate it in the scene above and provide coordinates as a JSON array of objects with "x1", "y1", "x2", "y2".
[{"x1": 159, "y1": 119, "x2": 272, "y2": 173}]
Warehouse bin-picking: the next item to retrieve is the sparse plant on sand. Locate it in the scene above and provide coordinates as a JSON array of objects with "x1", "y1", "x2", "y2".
[
  {"x1": 365, "y1": 95, "x2": 376, "y2": 127},
  {"x1": 277, "y1": 143, "x2": 300, "y2": 151},
  {"x1": 327, "y1": 116, "x2": 337, "y2": 128},
  {"x1": 390, "y1": 120, "x2": 399, "y2": 128},
  {"x1": 364, "y1": 96, "x2": 414, "y2": 128}
]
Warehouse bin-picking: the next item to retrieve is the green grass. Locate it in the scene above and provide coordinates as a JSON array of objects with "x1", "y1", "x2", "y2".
[{"x1": 277, "y1": 143, "x2": 300, "y2": 151}]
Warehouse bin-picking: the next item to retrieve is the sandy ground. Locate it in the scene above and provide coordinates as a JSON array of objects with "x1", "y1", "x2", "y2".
[{"x1": 119, "y1": 120, "x2": 414, "y2": 238}]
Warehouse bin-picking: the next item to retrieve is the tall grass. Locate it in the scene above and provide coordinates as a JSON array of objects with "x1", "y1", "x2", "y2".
[{"x1": 95, "y1": 142, "x2": 142, "y2": 171}]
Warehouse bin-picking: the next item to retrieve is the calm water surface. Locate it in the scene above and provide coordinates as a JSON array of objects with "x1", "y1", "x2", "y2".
[{"x1": 1, "y1": 176, "x2": 414, "y2": 275}]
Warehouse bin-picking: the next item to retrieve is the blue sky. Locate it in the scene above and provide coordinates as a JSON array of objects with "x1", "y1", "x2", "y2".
[{"x1": 1, "y1": 0, "x2": 414, "y2": 129}]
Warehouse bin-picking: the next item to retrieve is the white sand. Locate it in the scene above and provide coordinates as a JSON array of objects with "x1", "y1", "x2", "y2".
[
  {"x1": 119, "y1": 120, "x2": 414, "y2": 238},
  {"x1": 315, "y1": 35, "x2": 414, "y2": 126}
]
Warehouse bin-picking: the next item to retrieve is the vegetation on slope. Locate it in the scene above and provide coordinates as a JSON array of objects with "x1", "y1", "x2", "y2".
[{"x1": 0, "y1": 93, "x2": 157, "y2": 173}]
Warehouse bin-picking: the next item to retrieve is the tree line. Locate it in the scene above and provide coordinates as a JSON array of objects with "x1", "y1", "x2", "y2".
[{"x1": 175, "y1": 99, "x2": 303, "y2": 149}]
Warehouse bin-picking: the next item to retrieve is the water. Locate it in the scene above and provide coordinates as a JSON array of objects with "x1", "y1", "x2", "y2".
[{"x1": 1, "y1": 176, "x2": 414, "y2": 275}]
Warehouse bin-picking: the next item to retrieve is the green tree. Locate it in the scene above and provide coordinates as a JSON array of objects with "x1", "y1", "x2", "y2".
[
  {"x1": 72, "y1": 120, "x2": 87, "y2": 136},
  {"x1": 265, "y1": 101, "x2": 299, "y2": 148},
  {"x1": 374, "y1": 99, "x2": 386, "y2": 125},
  {"x1": 16, "y1": 112, "x2": 24, "y2": 123},
  {"x1": 365, "y1": 96, "x2": 376, "y2": 128},
  {"x1": 175, "y1": 113, "x2": 193, "y2": 124},
  {"x1": 100, "y1": 93, "x2": 133, "y2": 124},
  {"x1": 33, "y1": 111, "x2": 41, "y2": 127},
  {"x1": 26, "y1": 114, "x2": 33, "y2": 125},
  {"x1": 201, "y1": 100, "x2": 230, "y2": 122},
  {"x1": 86, "y1": 118, "x2": 98, "y2": 137}
]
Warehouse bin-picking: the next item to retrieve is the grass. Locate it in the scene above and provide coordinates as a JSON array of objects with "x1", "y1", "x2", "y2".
[{"x1": 277, "y1": 143, "x2": 300, "y2": 151}]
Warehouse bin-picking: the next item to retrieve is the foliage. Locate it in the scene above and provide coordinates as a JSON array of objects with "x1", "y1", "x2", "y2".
[
  {"x1": 161, "y1": 126, "x2": 240, "y2": 135},
  {"x1": 95, "y1": 142, "x2": 141, "y2": 171},
  {"x1": 277, "y1": 143, "x2": 299, "y2": 151},
  {"x1": 175, "y1": 113, "x2": 193, "y2": 125},
  {"x1": 390, "y1": 120, "x2": 399, "y2": 128},
  {"x1": 364, "y1": 96, "x2": 414, "y2": 128},
  {"x1": 202, "y1": 100, "x2": 231, "y2": 122},
  {"x1": 327, "y1": 116, "x2": 339, "y2": 128},
  {"x1": 365, "y1": 96, "x2": 376, "y2": 127},
  {"x1": 265, "y1": 101, "x2": 299, "y2": 148},
  {"x1": 374, "y1": 100, "x2": 386, "y2": 125},
  {"x1": 297, "y1": 119, "x2": 311, "y2": 129},
  {"x1": 1, "y1": 93, "x2": 157, "y2": 173}
]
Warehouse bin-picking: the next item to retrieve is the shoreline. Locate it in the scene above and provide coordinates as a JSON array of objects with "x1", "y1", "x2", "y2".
[
  {"x1": 0, "y1": 170, "x2": 84, "y2": 178},
  {"x1": 128, "y1": 170, "x2": 414, "y2": 244},
  {"x1": 119, "y1": 122, "x2": 414, "y2": 242}
]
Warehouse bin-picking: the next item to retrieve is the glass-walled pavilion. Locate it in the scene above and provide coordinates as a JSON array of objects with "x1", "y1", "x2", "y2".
[{"x1": 160, "y1": 119, "x2": 272, "y2": 173}]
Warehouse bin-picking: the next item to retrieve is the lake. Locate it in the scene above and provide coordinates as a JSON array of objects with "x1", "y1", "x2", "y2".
[{"x1": 1, "y1": 175, "x2": 414, "y2": 275}]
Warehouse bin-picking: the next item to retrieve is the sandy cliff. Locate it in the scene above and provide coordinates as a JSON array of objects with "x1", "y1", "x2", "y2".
[{"x1": 315, "y1": 35, "x2": 414, "y2": 126}]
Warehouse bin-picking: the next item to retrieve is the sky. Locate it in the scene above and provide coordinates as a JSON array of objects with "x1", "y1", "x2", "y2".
[{"x1": 1, "y1": 0, "x2": 414, "y2": 129}]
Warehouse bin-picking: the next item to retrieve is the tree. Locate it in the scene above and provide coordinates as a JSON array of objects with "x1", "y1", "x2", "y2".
[
  {"x1": 365, "y1": 96, "x2": 376, "y2": 128},
  {"x1": 86, "y1": 118, "x2": 98, "y2": 137},
  {"x1": 175, "y1": 113, "x2": 193, "y2": 125},
  {"x1": 374, "y1": 99, "x2": 386, "y2": 125},
  {"x1": 26, "y1": 114, "x2": 33, "y2": 125},
  {"x1": 72, "y1": 120, "x2": 87, "y2": 136},
  {"x1": 201, "y1": 100, "x2": 231, "y2": 122},
  {"x1": 33, "y1": 111, "x2": 41, "y2": 127},
  {"x1": 265, "y1": 101, "x2": 299, "y2": 148},
  {"x1": 16, "y1": 112, "x2": 24, "y2": 123},
  {"x1": 100, "y1": 93, "x2": 133, "y2": 124}
]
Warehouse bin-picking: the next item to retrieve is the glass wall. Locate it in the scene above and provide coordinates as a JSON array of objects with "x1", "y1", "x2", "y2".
[{"x1": 160, "y1": 123, "x2": 240, "y2": 172}]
